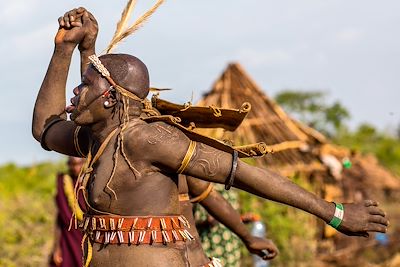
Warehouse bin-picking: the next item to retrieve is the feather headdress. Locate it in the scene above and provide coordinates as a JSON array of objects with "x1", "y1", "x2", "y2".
[{"x1": 106, "y1": 0, "x2": 165, "y2": 53}]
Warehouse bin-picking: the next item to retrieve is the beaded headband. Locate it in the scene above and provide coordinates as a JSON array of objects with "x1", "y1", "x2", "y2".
[{"x1": 88, "y1": 54, "x2": 144, "y2": 102}]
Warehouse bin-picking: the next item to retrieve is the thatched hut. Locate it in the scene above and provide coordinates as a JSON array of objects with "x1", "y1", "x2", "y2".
[
  {"x1": 196, "y1": 62, "x2": 400, "y2": 200},
  {"x1": 194, "y1": 62, "x2": 400, "y2": 265},
  {"x1": 196, "y1": 63, "x2": 327, "y2": 177}
]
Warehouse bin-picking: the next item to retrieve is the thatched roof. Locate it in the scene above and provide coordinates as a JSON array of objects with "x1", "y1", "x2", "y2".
[
  {"x1": 196, "y1": 63, "x2": 326, "y2": 176},
  {"x1": 195, "y1": 62, "x2": 400, "y2": 192}
]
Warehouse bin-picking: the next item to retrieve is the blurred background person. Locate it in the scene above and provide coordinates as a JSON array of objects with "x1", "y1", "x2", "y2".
[
  {"x1": 49, "y1": 157, "x2": 85, "y2": 267},
  {"x1": 194, "y1": 185, "x2": 242, "y2": 266}
]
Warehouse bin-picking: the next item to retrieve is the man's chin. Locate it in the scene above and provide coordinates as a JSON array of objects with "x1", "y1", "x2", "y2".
[
  {"x1": 70, "y1": 112, "x2": 84, "y2": 125},
  {"x1": 70, "y1": 112, "x2": 93, "y2": 126},
  {"x1": 70, "y1": 111, "x2": 79, "y2": 122}
]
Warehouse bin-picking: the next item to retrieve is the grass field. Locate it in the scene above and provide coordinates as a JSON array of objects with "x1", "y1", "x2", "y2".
[{"x1": 0, "y1": 161, "x2": 64, "y2": 267}]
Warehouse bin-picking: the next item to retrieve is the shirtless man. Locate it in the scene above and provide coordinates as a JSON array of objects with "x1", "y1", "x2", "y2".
[{"x1": 32, "y1": 7, "x2": 388, "y2": 267}]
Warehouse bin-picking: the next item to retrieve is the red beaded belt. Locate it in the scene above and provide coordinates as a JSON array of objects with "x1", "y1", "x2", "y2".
[{"x1": 80, "y1": 215, "x2": 194, "y2": 245}]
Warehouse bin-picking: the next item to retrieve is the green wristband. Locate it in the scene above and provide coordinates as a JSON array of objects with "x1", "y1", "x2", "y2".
[{"x1": 328, "y1": 203, "x2": 344, "y2": 229}]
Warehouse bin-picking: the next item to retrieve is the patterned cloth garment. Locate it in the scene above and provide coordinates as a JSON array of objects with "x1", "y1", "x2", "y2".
[{"x1": 194, "y1": 184, "x2": 241, "y2": 267}]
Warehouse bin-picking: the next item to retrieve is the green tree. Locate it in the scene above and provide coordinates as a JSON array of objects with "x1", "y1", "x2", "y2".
[
  {"x1": 396, "y1": 121, "x2": 400, "y2": 140},
  {"x1": 274, "y1": 90, "x2": 350, "y2": 136},
  {"x1": 335, "y1": 123, "x2": 400, "y2": 175}
]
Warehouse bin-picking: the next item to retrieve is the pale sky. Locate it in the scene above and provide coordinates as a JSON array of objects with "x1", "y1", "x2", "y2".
[{"x1": 1, "y1": 0, "x2": 399, "y2": 165}]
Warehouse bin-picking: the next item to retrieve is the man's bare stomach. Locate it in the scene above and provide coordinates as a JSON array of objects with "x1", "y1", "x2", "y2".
[
  {"x1": 86, "y1": 169, "x2": 181, "y2": 216},
  {"x1": 89, "y1": 242, "x2": 189, "y2": 267},
  {"x1": 83, "y1": 170, "x2": 192, "y2": 266}
]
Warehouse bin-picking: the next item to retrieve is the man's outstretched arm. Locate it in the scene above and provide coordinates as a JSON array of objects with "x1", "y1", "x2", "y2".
[
  {"x1": 138, "y1": 124, "x2": 388, "y2": 237},
  {"x1": 191, "y1": 151, "x2": 388, "y2": 237},
  {"x1": 187, "y1": 177, "x2": 278, "y2": 260}
]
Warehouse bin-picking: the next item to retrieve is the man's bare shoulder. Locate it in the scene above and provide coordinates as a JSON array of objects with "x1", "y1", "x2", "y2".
[{"x1": 124, "y1": 119, "x2": 189, "y2": 155}]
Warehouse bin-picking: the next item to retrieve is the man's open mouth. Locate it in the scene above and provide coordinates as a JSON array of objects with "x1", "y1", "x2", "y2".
[{"x1": 65, "y1": 104, "x2": 76, "y2": 113}]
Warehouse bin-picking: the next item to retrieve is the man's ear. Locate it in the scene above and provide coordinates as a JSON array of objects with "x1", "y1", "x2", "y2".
[
  {"x1": 103, "y1": 91, "x2": 118, "y2": 108},
  {"x1": 103, "y1": 97, "x2": 118, "y2": 108}
]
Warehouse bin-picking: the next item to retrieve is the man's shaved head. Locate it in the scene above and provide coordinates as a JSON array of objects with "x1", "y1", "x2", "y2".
[{"x1": 98, "y1": 54, "x2": 149, "y2": 99}]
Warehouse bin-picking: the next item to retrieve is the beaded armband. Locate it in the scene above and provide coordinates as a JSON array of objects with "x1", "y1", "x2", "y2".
[{"x1": 328, "y1": 202, "x2": 344, "y2": 229}]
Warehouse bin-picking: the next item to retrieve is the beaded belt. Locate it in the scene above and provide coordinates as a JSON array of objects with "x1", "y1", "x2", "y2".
[{"x1": 81, "y1": 215, "x2": 194, "y2": 245}]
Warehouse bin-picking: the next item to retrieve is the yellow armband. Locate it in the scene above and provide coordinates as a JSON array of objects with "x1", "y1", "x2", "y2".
[
  {"x1": 190, "y1": 183, "x2": 214, "y2": 203},
  {"x1": 177, "y1": 140, "x2": 196, "y2": 174}
]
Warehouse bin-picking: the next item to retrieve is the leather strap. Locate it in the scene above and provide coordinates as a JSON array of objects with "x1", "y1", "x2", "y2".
[
  {"x1": 178, "y1": 174, "x2": 190, "y2": 202},
  {"x1": 81, "y1": 128, "x2": 119, "y2": 189}
]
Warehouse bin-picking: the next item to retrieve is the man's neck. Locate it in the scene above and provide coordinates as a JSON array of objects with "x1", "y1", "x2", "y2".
[
  {"x1": 89, "y1": 113, "x2": 140, "y2": 144},
  {"x1": 84, "y1": 101, "x2": 142, "y2": 143},
  {"x1": 90, "y1": 118, "x2": 120, "y2": 144}
]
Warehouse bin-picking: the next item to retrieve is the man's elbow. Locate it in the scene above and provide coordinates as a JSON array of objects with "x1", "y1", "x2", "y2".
[
  {"x1": 32, "y1": 114, "x2": 43, "y2": 142},
  {"x1": 32, "y1": 114, "x2": 63, "y2": 143},
  {"x1": 32, "y1": 125, "x2": 41, "y2": 142}
]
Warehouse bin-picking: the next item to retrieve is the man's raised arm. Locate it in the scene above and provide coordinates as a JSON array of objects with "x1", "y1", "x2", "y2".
[{"x1": 32, "y1": 8, "x2": 97, "y2": 156}]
